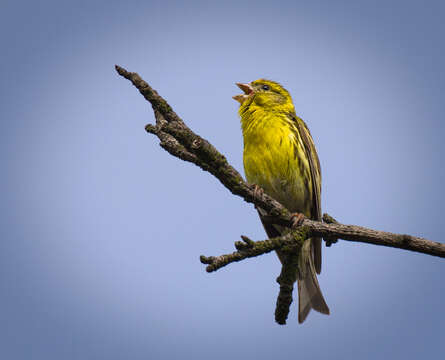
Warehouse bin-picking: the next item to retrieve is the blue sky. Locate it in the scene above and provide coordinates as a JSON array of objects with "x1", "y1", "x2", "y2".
[{"x1": 1, "y1": 1, "x2": 444, "y2": 359}]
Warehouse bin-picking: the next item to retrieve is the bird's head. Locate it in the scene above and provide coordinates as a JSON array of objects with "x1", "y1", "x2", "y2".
[{"x1": 233, "y1": 79, "x2": 294, "y2": 113}]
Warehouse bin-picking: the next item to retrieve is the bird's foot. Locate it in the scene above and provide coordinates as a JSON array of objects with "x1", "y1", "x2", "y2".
[
  {"x1": 252, "y1": 184, "x2": 264, "y2": 200},
  {"x1": 290, "y1": 212, "x2": 305, "y2": 228}
]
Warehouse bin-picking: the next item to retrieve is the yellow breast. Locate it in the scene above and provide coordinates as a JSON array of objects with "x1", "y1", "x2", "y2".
[{"x1": 242, "y1": 110, "x2": 313, "y2": 215}]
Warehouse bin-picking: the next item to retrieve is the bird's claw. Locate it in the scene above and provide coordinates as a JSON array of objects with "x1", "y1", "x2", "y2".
[
  {"x1": 252, "y1": 184, "x2": 264, "y2": 200},
  {"x1": 290, "y1": 212, "x2": 305, "y2": 228}
]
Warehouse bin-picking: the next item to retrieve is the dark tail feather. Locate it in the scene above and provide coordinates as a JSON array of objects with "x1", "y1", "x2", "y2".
[{"x1": 298, "y1": 239, "x2": 330, "y2": 323}]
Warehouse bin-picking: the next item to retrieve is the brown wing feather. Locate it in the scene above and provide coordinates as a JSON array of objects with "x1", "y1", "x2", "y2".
[{"x1": 291, "y1": 114, "x2": 323, "y2": 274}]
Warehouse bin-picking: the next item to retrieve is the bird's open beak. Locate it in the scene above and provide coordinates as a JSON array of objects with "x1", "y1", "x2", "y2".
[{"x1": 233, "y1": 83, "x2": 254, "y2": 104}]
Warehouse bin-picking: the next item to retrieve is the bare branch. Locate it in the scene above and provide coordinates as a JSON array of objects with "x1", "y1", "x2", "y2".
[
  {"x1": 115, "y1": 65, "x2": 445, "y2": 325},
  {"x1": 115, "y1": 64, "x2": 444, "y2": 259},
  {"x1": 200, "y1": 231, "x2": 307, "y2": 273},
  {"x1": 304, "y1": 216, "x2": 445, "y2": 258}
]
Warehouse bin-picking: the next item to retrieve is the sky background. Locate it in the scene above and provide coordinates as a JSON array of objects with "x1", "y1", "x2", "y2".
[{"x1": 1, "y1": 0, "x2": 444, "y2": 359}]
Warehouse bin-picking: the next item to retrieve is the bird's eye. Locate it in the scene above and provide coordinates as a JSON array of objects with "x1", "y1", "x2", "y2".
[{"x1": 262, "y1": 84, "x2": 270, "y2": 91}]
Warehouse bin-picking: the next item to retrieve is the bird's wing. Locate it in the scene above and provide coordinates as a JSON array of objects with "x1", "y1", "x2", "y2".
[{"x1": 290, "y1": 113, "x2": 323, "y2": 274}]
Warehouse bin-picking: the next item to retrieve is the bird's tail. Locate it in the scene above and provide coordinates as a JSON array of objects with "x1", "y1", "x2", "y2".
[{"x1": 297, "y1": 238, "x2": 330, "y2": 323}]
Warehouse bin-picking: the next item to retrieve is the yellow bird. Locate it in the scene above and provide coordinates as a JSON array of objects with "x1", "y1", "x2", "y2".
[{"x1": 233, "y1": 79, "x2": 329, "y2": 323}]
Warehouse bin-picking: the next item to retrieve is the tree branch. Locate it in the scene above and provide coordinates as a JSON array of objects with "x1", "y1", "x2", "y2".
[
  {"x1": 200, "y1": 231, "x2": 307, "y2": 273},
  {"x1": 115, "y1": 65, "x2": 445, "y2": 323},
  {"x1": 115, "y1": 64, "x2": 444, "y2": 259}
]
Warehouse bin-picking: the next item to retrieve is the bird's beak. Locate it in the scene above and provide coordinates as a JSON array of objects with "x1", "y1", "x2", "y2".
[{"x1": 233, "y1": 83, "x2": 254, "y2": 104}]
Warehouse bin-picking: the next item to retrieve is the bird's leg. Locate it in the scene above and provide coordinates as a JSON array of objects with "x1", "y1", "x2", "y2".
[
  {"x1": 252, "y1": 184, "x2": 265, "y2": 211},
  {"x1": 252, "y1": 184, "x2": 264, "y2": 203},
  {"x1": 290, "y1": 212, "x2": 305, "y2": 228}
]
